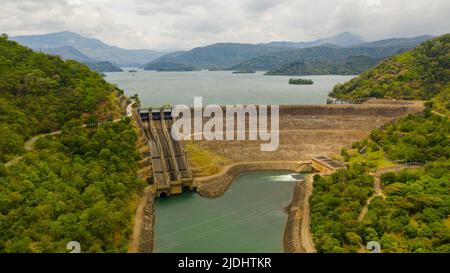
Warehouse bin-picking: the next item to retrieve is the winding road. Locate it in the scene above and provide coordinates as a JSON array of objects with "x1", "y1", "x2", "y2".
[
  {"x1": 358, "y1": 165, "x2": 421, "y2": 222},
  {"x1": 4, "y1": 99, "x2": 135, "y2": 168}
]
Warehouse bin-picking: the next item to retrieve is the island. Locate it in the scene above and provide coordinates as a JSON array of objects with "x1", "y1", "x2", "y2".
[
  {"x1": 289, "y1": 78, "x2": 314, "y2": 85},
  {"x1": 232, "y1": 69, "x2": 256, "y2": 74}
]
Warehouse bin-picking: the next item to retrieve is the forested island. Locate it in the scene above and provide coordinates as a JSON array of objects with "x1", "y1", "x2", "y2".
[
  {"x1": 0, "y1": 34, "x2": 143, "y2": 252},
  {"x1": 310, "y1": 34, "x2": 450, "y2": 253},
  {"x1": 232, "y1": 69, "x2": 256, "y2": 74},
  {"x1": 289, "y1": 78, "x2": 314, "y2": 85}
]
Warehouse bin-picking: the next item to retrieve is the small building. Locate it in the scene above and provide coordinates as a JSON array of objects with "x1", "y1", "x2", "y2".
[{"x1": 311, "y1": 156, "x2": 346, "y2": 174}]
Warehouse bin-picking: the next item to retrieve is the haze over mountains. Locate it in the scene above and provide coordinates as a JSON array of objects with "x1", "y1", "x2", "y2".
[
  {"x1": 261, "y1": 32, "x2": 365, "y2": 48},
  {"x1": 145, "y1": 33, "x2": 433, "y2": 74},
  {"x1": 11, "y1": 31, "x2": 166, "y2": 69},
  {"x1": 11, "y1": 31, "x2": 433, "y2": 75}
]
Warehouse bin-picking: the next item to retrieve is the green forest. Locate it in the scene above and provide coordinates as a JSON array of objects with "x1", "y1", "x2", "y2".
[
  {"x1": 310, "y1": 114, "x2": 450, "y2": 253},
  {"x1": 310, "y1": 34, "x2": 450, "y2": 253},
  {"x1": 330, "y1": 34, "x2": 450, "y2": 113},
  {"x1": 0, "y1": 120, "x2": 144, "y2": 252},
  {"x1": 0, "y1": 35, "x2": 143, "y2": 252},
  {"x1": 0, "y1": 34, "x2": 118, "y2": 163},
  {"x1": 288, "y1": 78, "x2": 314, "y2": 85},
  {"x1": 266, "y1": 55, "x2": 381, "y2": 76}
]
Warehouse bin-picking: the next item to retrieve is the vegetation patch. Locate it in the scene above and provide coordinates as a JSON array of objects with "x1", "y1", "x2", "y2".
[
  {"x1": 184, "y1": 142, "x2": 230, "y2": 177},
  {"x1": 0, "y1": 120, "x2": 146, "y2": 252},
  {"x1": 289, "y1": 78, "x2": 314, "y2": 85},
  {"x1": 311, "y1": 34, "x2": 450, "y2": 253}
]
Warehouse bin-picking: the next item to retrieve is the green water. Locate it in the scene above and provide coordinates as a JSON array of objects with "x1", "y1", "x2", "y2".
[
  {"x1": 154, "y1": 171, "x2": 303, "y2": 253},
  {"x1": 105, "y1": 70, "x2": 355, "y2": 106}
]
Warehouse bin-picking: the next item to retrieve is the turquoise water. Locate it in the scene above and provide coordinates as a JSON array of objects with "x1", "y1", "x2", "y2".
[
  {"x1": 102, "y1": 71, "x2": 333, "y2": 252},
  {"x1": 105, "y1": 70, "x2": 355, "y2": 106},
  {"x1": 154, "y1": 172, "x2": 303, "y2": 253}
]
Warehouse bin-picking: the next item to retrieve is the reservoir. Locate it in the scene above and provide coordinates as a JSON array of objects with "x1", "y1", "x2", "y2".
[
  {"x1": 154, "y1": 171, "x2": 303, "y2": 253},
  {"x1": 102, "y1": 72, "x2": 342, "y2": 252},
  {"x1": 105, "y1": 70, "x2": 355, "y2": 106}
]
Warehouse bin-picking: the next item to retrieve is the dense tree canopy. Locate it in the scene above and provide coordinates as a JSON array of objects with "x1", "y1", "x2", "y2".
[
  {"x1": 0, "y1": 35, "x2": 117, "y2": 162},
  {"x1": 310, "y1": 115, "x2": 450, "y2": 253},
  {"x1": 0, "y1": 120, "x2": 144, "y2": 252},
  {"x1": 0, "y1": 35, "x2": 143, "y2": 252},
  {"x1": 330, "y1": 34, "x2": 450, "y2": 105},
  {"x1": 311, "y1": 35, "x2": 450, "y2": 253}
]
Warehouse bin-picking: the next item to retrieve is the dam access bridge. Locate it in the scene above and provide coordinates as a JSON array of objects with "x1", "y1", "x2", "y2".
[{"x1": 137, "y1": 105, "x2": 193, "y2": 197}]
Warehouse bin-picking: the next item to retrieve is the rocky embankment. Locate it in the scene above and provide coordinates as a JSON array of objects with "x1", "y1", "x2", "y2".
[
  {"x1": 284, "y1": 174, "x2": 316, "y2": 253},
  {"x1": 195, "y1": 161, "x2": 312, "y2": 198}
]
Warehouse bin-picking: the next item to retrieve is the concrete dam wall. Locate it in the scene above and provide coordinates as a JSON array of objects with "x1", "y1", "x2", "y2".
[{"x1": 182, "y1": 102, "x2": 423, "y2": 175}]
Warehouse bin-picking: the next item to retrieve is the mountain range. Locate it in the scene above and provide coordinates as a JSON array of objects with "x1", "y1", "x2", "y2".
[
  {"x1": 10, "y1": 31, "x2": 434, "y2": 75},
  {"x1": 261, "y1": 32, "x2": 365, "y2": 48},
  {"x1": 11, "y1": 31, "x2": 166, "y2": 68},
  {"x1": 145, "y1": 33, "x2": 433, "y2": 75}
]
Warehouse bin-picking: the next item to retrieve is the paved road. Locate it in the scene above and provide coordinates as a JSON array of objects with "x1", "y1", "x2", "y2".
[{"x1": 4, "y1": 99, "x2": 135, "y2": 168}]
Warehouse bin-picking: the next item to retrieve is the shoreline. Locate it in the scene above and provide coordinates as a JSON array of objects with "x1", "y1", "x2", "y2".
[
  {"x1": 284, "y1": 174, "x2": 316, "y2": 253},
  {"x1": 194, "y1": 161, "x2": 312, "y2": 198}
]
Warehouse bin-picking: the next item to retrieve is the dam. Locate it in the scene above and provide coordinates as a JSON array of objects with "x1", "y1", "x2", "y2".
[
  {"x1": 130, "y1": 100, "x2": 423, "y2": 252},
  {"x1": 134, "y1": 100, "x2": 423, "y2": 198},
  {"x1": 136, "y1": 106, "x2": 194, "y2": 197}
]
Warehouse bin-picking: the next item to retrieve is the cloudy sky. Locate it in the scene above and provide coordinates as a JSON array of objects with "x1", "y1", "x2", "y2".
[{"x1": 1, "y1": 0, "x2": 449, "y2": 50}]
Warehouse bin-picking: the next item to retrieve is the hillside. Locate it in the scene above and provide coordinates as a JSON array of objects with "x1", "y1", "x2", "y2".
[
  {"x1": 310, "y1": 34, "x2": 450, "y2": 253},
  {"x1": 0, "y1": 34, "x2": 118, "y2": 163},
  {"x1": 261, "y1": 32, "x2": 365, "y2": 49},
  {"x1": 38, "y1": 46, "x2": 123, "y2": 72},
  {"x1": 231, "y1": 45, "x2": 411, "y2": 72},
  {"x1": 265, "y1": 55, "x2": 381, "y2": 76},
  {"x1": 147, "y1": 62, "x2": 197, "y2": 72},
  {"x1": 233, "y1": 36, "x2": 431, "y2": 73},
  {"x1": 330, "y1": 34, "x2": 450, "y2": 112},
  {"x1": 0, "y1": 34, "x2": 143, "y2": 252},
  {"x1": 11, "y1": 31, "x2": 165, "y2": 67},
  {"x1": 86, "y1": 61, "x2": 123, "y2": 72},
  {"x1": 41, "y1": 46, "x2": 93, "y2": 63},
  {"x1": 352, "y1": 35, "x2": 433, "y2": 48},
  {"x1": 145, "y1": 32, "x2": 369, "y2": 71},
  {"x1": 145, "y1": 43, "x2": 289, "y2": 70}
]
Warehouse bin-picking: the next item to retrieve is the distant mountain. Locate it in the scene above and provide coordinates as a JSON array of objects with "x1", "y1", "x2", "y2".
[
  {"x1": 144, "y1": 32, "x2": 364, "y2": 71},
  {"x1": 40, "y1": 46, "x2": 93, "y2": 63},
  {"x1": 231, "y1": 35, "x2": 434, "y2": 74},
  {"x1": 35, "y1": 46, "x2": 122, "y2": 72},
  {"x1": 145, "y1": 43, "x2": 289, "y2": 70},
  {"x1": 230, "y1": 45, "x2": 408, "y2": 72},
  {"x1": 265, "y1": 55, "x2": 382, "y2": 76},
  {"x1": 148, "y1": 62, "x2": 197, "y2": 72},
  {"x1": 11, "y1": 31, "x2": 165, "y2": 67},
  {"x1": 145, "y1": 33, "x2": 432, "y2": 73},
  {"x1": 263, "y1": 32, "x2": 365, "y2": 48},
  {"x1": 352, "y1": 35, "x2": 433, "y2": 48},
  {"x1": 85, "y1": 61, "x2": 123, "y2": 72}
]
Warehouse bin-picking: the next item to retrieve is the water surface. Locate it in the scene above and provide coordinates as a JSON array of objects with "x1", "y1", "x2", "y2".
[
  {"x1": 105, "y1": 70, "x2": 355, "y2": 106},
  {"x1": 154, "y1": 171, "x2": 303, "y2": 253}
]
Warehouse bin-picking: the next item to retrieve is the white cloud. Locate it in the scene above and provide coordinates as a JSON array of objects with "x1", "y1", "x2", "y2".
[{"x1": 0, "y1": 0, "x2": 449, "y2": 50}]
